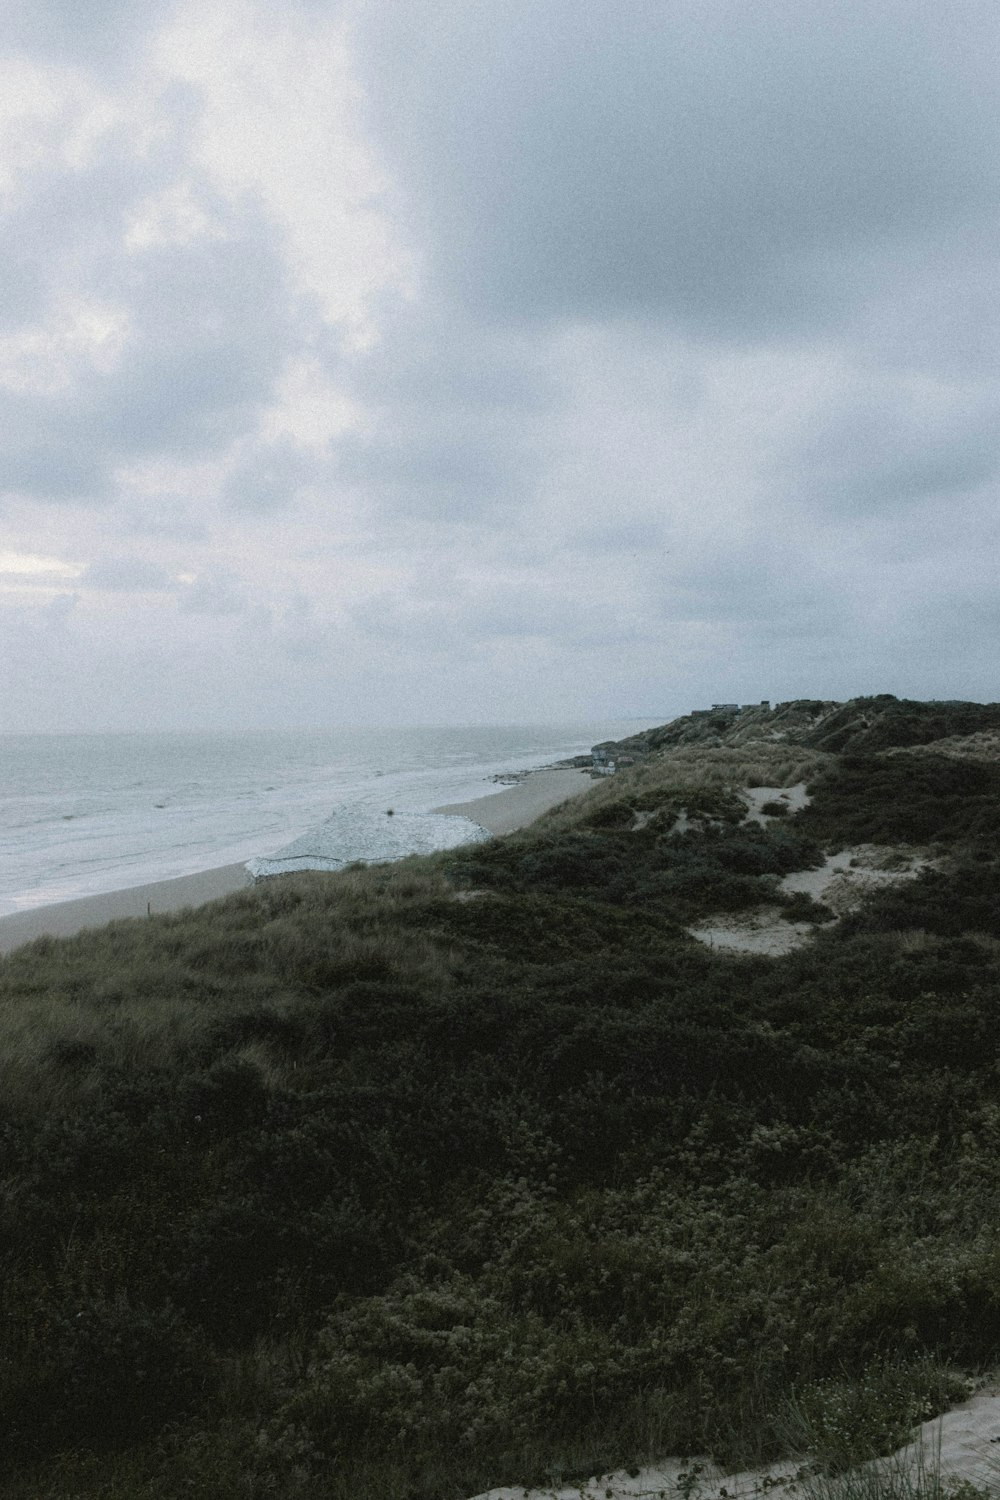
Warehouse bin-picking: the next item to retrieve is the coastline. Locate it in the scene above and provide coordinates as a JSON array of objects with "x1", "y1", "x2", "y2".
[
  {"x1": 0, "y1": 863, "x2": 250, "y2": 955},
  {"x1": 433, "y1": 766, "x2": 592, "y2": 834},
  {"x1": 0, "y1": 767, "x2": 594, "y2": 956}
]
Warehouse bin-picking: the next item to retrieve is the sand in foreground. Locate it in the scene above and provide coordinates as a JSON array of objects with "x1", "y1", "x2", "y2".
[
  {"x1": 0, "y1": 863, "x2": 250, "y2": 956},
  {"x1": 433, "y1": 767, "x2": 592, "y2": 835}
]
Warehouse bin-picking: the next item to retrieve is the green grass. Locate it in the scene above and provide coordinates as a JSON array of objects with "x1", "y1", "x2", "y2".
[{"x1": 1, "y1": 739, "x2": 1000, "y2": 1496}]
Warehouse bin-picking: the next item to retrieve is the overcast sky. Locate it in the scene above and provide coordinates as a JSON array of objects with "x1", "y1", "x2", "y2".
[{"x1": 1, "y1": 0, "x2": 997, "y2": 731}]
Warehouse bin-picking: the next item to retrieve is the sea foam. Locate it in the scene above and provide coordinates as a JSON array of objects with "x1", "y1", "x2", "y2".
[{"x1": 245, "y1": 806, "x2": 488, "y2": 880}]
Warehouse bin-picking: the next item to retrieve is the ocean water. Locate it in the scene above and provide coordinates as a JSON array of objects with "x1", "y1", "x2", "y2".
[{"x1": 0, "y1": 723, "x2": 655, "y2": 915}]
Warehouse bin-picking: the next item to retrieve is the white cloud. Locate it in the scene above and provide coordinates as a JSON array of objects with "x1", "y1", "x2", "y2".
[
  {"x1": 154, "y1": 0, "x2": 410, "y2": 342},
  {"x1": 0, "y1": 56, "x2": 121, "y2": 201},
  {"x1": 81, "y1": 554, "x2": 176, "y2": 591},
  {"x1": 0, "y1": 547, "x2": 82, "y2": 578},
  {"x1": 0, "y1": 298, "x2": 129, "y2": 394},
  {"x1": 259, "y1": 358, "x2": 359, "y2": 453},
  {"x1": 125, "y1": 179, "x2": 226, "y2": 250}
]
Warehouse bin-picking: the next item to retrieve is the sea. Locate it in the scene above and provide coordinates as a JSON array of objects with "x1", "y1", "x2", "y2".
[{"x1": 0, "y1": 722, "x2": 659, "y2": 915}]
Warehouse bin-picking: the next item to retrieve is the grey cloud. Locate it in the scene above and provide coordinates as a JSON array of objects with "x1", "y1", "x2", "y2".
[
  {"x1": 336, "y1": 421, "x2": 521, "y2": 516},
  {"x1": 334, "y1": 307, "x2": 555, "y2": 518},
  {"x1": 98, "y1": 228, "x2": 294, "y2": 450},
  {"x1": 0, "y1": 146, "x2": 299, "y2": 504},
  {"x1": 570, "y1": 520, "x2": 666, "y2": 555},
  {"x1": 652, "y1": 533, "x2": 841, "y2": 636},
  {"x1": 466, "y1": 590, "x2": 648, "y2": 648},
  {"x1": 119, "y1": 501, "x2": 208, "y2": 542},
  {"x1": 272, "y1": 594, "x2": 327, "y2": 659},
  {"x1": 845, "y1": 233, "x2": 1000, "y2": 378},
  {"x1": 347, "y1": 302, "x2": 548, "y2": 410},
  {"x1": 352, "y1": 0, "x2": 1000, "y2": 337},
  {"x1": 81, "y1": 555, "x2": 175, "y2": 591},
  {"x1": 2, "y1": 0, "x2": 176, "y2": 69},
  {"x1": 0, "y1": 410, "x2": 107, "y2": 499},
  {"x1": 224, "y1": 441, "x2": 317, "y2": 514},
  {"x1": 353, "y1": 578, "x2": 649, "y2": 652},
  {"x1": 44, "y1": 591, "x2": 79, "y2": 626},
  {"x1": 0, "y1": 118, "x2": 180, "y2": 334},
  {"x1": 179, "y1": 572, "x2": 250, "y2": 616},
  {"x1": 790, "y1": 391, "x2": 999, "y2": 514}
]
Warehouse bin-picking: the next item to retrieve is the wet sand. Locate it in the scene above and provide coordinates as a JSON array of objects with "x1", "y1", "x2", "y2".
[{"x1": 0, "y1": 863, "x2": 250, "y2": 955}]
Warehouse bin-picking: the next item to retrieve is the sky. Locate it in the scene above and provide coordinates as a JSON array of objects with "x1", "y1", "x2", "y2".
[{"x1": 0, "y1": 0, "x2": 998, "y2": 731}]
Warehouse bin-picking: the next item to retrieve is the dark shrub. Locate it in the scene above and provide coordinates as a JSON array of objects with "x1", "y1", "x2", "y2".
[{"x1": 1, "y1": 1293, "x2": 210, "y2": 1460}]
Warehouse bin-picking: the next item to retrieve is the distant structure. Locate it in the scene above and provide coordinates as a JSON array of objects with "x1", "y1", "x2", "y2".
[{"x1": 695, "y1": 700, "x2": 770, "y2": 716}]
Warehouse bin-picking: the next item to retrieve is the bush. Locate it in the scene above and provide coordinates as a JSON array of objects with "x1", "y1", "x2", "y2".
[
  {"x1": 780, "y1": 1360, "x2": 968, "y2": 1471},
  {"x1": 800, "y1": 756, "x2": 1000, "y2": 848},
  {"x1": 0, "y1": 1292, "x2": 211, "y2": 1460}
]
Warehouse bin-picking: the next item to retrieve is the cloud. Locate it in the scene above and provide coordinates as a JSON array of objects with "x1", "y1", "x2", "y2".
[
  {"x1": 223, "y1": 439, "x2": 317, "y2": 514},
  {"x1": 0, "y1": 150, "x2": 300, "y2": 503},
  {"x1": 336, "y1": 420, "x2": 523, "y2": 518},
  {"x1": 178, "y1": 569, "x2": 249, "y2": 615},
  {"x1": 569, "y1": 520, "x2": 666, "y2": 556},
  {"x1": 331, "y1": 303, "x2": 556, "y2": 519},
  {"x1": 0, "y1": 547, "x2": 81, "y2": 578},
  {"x1": 2, "y1": 0, "x2": 999, "y2": 729},
  {"x1": 2, "y1": 0, "x2": 178, "y2": 70},
  {"x1": 351, "y1": 0, "x2": 1000, "y2": 338},
  {"x1": 787, "y1": 381, "x2": 1000, "y2": 514},
  {"x1": 80, "y1": 554, "x2": 175, "y2": 590},
  {"x1": 271, "y1": 592, "x2": 327, "y2": 658},
  {"x1": 155, "y1": 0, "x2": 405, "y2": 340}
]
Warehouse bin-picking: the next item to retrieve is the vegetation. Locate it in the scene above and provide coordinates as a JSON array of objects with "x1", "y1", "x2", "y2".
[{"x1": 1, "y1": 701, "x2": 1000, "y2": 1497}]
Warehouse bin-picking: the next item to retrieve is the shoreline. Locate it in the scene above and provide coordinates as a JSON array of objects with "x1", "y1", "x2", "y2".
[
  {"x1": 0, "y1": 863, "x2": 251, "y2": 956},
  {"x1": 432, "y1": 765, "x2": 592, "y2": 835},
  {"x1": 0, "y1": 767, "x2": 594, "y2": 956}
]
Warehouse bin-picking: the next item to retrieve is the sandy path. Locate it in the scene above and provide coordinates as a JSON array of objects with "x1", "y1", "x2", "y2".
[
  {"x1": 468, "y1": 1384, "x2": 1000, "y2": 1500},
  {"x1": 434, "y1": 768, "x2": 593, "y2": 835},
  {"x1": 0, "y1": 863, "x2": 250, "y2": 955}
]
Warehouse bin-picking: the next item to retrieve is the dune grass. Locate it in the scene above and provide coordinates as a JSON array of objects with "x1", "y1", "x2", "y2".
[{"x1": 1, "y1": 746, "x2": 999, "y2": 1496}]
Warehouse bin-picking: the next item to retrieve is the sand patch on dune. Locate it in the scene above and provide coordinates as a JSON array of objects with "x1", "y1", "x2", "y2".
[
  {"x1": 782, "y1": 845, "x2": 931, "y2": 916},
  {"x1": 742, "y1": 782, "x2": 811, "y2": 824},
  {"x1": 687, "y1": 779, "x2": 931, "y2": 956},
  {"x1": 689, "y1": 906, "x2": 815, "y2": 956},
  {"x1": 688, "y1": 847, "x2": 930, "y2": 956}
]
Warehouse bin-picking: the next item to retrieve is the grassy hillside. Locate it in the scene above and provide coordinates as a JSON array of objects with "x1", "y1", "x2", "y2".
[
  {"x1": 2, "y1": 705, "x2": 1000, "y2": 1497},
  {"x1": 600, "y1": 694, "x2": 1000, "y2": 759}
]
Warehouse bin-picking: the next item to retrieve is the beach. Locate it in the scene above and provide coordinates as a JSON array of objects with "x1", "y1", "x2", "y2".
[
  {"x1": 0, "y1": 862, "x2": 251, "y2": 955},
  {"x1": 0, "y1": 766, "x2": 593, "y2": 955},
  {"x1": 432, "y1": 766, "x2": 592, "y2": 834}
]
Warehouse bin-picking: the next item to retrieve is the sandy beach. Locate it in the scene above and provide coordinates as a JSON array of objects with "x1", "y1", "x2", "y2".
[
  {"x1": 433, "y1": 766, "x2": 592, "y2": 834},
  {"x1": 0, "y1": 863, "x2": 250, "y2": 955},
  {"x1": 0, "y1": 767, "x2": 594, "y2": 956}
]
